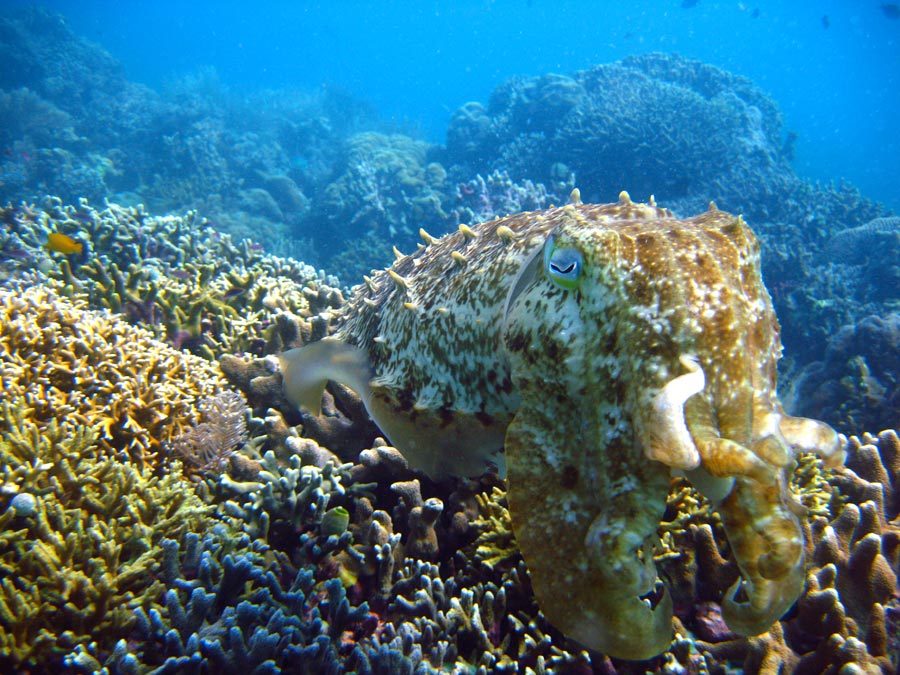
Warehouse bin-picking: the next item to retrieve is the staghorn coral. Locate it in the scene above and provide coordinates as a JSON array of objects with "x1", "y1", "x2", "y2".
[
  {"x1": 471, "y1": 486, "x2": 518, "y2": 570},
  {"x1": 0, "y1": 401, "x2": 214, "y2": 669},
  {"x1": 280, "y1": 195, "x2": 841, "y2": 659},
  {"x1": 66, "y1": 530, "x2": 377, "y2": 674},
  {"x1": 0, "y1": 284, "x2": 227, "y2": 467},
  {"x1": 216, "y1": 451, "x2": 361, "y2": 544},
  {"x1": 1, "y1": 197, "x2": 344, "y2": 358}
]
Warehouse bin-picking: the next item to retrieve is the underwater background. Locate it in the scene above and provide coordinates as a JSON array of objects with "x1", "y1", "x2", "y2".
[{"x1": 0, "y1": 1, "x2": 897, "y2": 673}]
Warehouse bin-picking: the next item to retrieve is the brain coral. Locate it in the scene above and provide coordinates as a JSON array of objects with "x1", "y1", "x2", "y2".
[{"x1": 0, "y1": 284, "x2": 227, "y2": 467}]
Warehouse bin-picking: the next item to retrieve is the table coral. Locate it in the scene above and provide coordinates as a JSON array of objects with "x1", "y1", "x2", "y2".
[{"x1": 0, "y1": 285, "x2": 227, "y2": 467}]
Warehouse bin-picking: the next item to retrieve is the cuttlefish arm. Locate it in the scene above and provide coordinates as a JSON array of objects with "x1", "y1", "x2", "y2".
[
  {"x1": 504, "y1": 406, "x2": 674, "y2": 660},
  {"x1": 674, "y1": 369, "x2": 841, "y2": 635}
]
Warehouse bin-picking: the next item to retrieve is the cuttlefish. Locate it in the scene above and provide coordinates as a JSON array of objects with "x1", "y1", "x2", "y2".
[{"x1": 280, "y1": 191, "x2": 842, "y2": 660}]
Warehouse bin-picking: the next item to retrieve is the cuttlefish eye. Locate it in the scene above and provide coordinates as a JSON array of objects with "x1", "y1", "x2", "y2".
[{"x1": 543, "y1": 236, "x2": 583, "y2": 290}]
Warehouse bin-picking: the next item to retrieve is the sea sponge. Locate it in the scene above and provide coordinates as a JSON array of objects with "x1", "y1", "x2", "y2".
[{"x1": 0, "y1": 285, "x2": 227, "y2": 467}]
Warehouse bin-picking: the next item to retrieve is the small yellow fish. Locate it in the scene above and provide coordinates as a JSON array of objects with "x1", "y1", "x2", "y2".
[{"x1": 46, "y1": 232, "x2": 84, "y2": 255}]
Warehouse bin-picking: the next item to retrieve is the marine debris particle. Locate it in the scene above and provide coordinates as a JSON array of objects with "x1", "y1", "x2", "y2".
[{"x1": 280, "y1": 195, "x2": 842, "y2": 659}]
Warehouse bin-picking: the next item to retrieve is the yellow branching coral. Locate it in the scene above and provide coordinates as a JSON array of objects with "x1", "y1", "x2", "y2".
[
  {"x1": 471, "y1": 487, "x2": 518, "y2": 569},
  {"x1": 0, "y1": 285, "x2": 227, "y2": 467},
  {"x1": 0, "y1": 401, "x2": 214, "y2": 666}
]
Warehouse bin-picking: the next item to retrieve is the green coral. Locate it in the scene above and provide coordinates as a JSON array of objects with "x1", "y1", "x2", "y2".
[
  {"x1": 1, "y1": 198, "x2": 344, "y2": 359},
  {"x1": 0, "y1": 401, "x2": 215, "y2": 667}
]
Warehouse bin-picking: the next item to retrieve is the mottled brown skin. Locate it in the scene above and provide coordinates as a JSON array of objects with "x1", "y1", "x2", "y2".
[{"x1": 302, "y1": 194, "x2": 841, "y2": 659}]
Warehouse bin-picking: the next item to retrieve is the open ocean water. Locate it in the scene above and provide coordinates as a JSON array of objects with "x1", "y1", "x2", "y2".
[{"x1": 13, "y1": 0, "x2": 900, "y2": 209}]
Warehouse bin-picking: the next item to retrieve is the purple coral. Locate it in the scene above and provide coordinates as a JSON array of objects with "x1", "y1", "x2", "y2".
[{"x1": 171, "y1": 390, "x2": 248, "y2": 472}]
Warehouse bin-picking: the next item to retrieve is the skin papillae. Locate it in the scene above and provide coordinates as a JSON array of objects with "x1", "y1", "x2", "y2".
[{"x1": 280, "y1": 192, "x2": 842, "y2": 660}]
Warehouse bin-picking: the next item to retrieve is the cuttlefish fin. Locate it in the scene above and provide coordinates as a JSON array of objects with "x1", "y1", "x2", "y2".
[
  {"x1": 503, "y1": 233, "x2": 549, "y2": 324},
  {"x1": 279, "y1": 338, "x2": 373, "y2": 415},
  {"x1": 280, "y1": 339, "x2": 507, "y2": 479}
]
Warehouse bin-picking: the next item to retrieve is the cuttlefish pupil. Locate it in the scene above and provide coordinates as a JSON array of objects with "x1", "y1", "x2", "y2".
[{"x1": 279, "y1": 197, "x2": 842, "y2": 660}]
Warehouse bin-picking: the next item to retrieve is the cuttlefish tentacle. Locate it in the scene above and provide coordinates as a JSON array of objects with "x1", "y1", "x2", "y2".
[
  {"x1": 681, "y1": 394, "x2": 823, "y2": 633},
  {"x1": 643, "y1": 354, "x2": 705, "y2": 470},
  {"x1": 646, "y1": 352, "x2": 808, "y2": 631},
  {"x1": 779, "y1": 414, "x2": 844, "y2": 466},
  {"x1": 717, "y1": 472, "x2": 806, "y2": 635}
]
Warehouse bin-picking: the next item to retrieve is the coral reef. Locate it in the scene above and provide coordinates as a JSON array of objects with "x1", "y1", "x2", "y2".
[
  {"x1": 170, "y1": 391, "x2": 249, "y2": 473},
  {"x1": 450, "y1": 169, "x2": 571, "y2": 227},
  {"x1": 0, "y1": 402, "x2": 214, "y2": 669},
  {"x1": 302, "y1": 131, "x2": 453, "y2": 279},
  {"x1": 0, "y1": 285, "x2": 227, "y2": 467},
  {"x1": 0, "y1": 204, "x2": 895, "y2": 673},
  {"x1": 786, "y1": 313, "x2": 899, "y2": 435},
  {"x1": 0, "y1": 8, "x2": 372, "y2": 254},
  {"x1": 0, "y1": 6, "x2": 896, "y2": 668},
  {"x1": 1, "y1": 198, "x2": 344, "y2": 358},
  {"x1": 444, "y1": 54, "x2": 787, "y2": 215}
]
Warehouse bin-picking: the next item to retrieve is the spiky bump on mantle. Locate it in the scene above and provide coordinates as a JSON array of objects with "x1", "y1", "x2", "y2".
[{"x1": 280, "y1": 193, "x2": 841, "y2": 659}]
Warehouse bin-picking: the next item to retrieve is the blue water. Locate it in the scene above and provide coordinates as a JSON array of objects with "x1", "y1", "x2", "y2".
[{"x1": 9, "y1": 0, "x2": 900, "y2": 210}]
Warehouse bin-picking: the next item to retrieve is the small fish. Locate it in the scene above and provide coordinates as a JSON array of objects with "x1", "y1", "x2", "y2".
[
  {"x1": 881, "y1": 3, "x2": 900, "y2": 19},
  {"x1": 822, "y1": 14, "x2": 830, "y2": 29},
  {"x1": 46, "y1": 232, "x2": 84, "y2": 255},
  {"x1": 752, "y1": 7, "x2": 760, "y2": 18},
  {"x1": 681, "y1": 0, "x2": 699, "y2": 7},
  {"x1": 170, "y1": 268, "x2": 193, "y2": 280}
]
